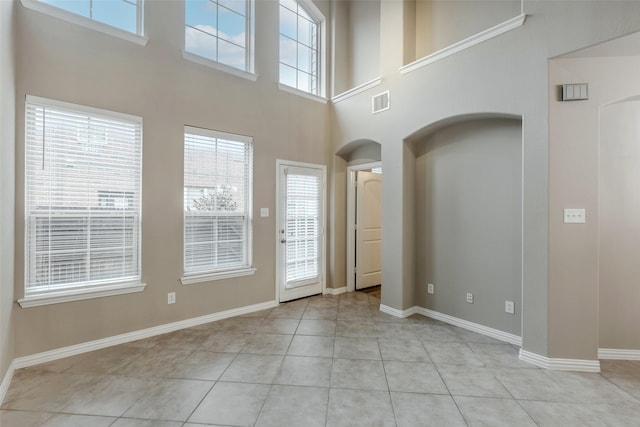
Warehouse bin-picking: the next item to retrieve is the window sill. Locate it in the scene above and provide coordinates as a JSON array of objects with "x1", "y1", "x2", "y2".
[
  {"x1": 181, "y1": 268, "x2": 256, "y2": 285},
  {"x1": 21, "y1": 0, "x2": 148, "y2": 46},
  {"x1": 18, "y1": 282, "x2": 147, "y2": 308},
  {"x1": 182, "y1": 51, "x2": 258, "y2": 82},
  {"x1": 278, "y1": 84, "x2": 327, "y2": 104}
]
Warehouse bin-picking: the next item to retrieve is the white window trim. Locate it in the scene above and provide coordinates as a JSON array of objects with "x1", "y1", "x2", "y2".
[
  {"x1": 20, "y1": 0, "x2": 148, "y2": 46},
  {"x1": 182, "y1": 51, "x2": 258, "y2": 82},
  {"x1": 278, "y1": 0, "x2": 327, "y2": 99},
  {"x1": 18, "y1": 281, "x2": 147, "y2": 308},
  {"x1": 278, "y1": 83, "x2": 327, "y2": 104},
  {"x1": 23, "y1": 95, "x2": 144, "y2": 307},
  {"x1": 183, "y1": 126, "x2": 254, "y2": 280},
  {"x1": 180, "y1": 267, "x2": 256, "y2": 285}
]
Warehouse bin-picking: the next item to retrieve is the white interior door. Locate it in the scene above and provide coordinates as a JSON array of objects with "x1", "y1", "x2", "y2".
[
  {"x1": 277, "y1": 161, "x2": 326, "y2": 302},
  {"x1": 356, "y1": 170, "x2": 382, "y2": 290}
]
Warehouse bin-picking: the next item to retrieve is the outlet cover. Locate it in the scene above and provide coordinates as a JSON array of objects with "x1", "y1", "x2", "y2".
[
  {"x1": 466, "y1": 292, "x2": 474, "y2": 304},
  {"x1": 427, "y1": 283, "x2": 434, "y2": 294},
  {"x1": 505, "y1": 300, "x2": 515, "y2": 314},
  {"x1": 168, "y1": 292, "x2": 176, "y2": 304}
]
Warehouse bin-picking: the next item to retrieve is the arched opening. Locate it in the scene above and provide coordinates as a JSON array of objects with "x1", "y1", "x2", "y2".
[
  {"x1": 598, "y1": 96, "x2": 640, "y2": 352},
  {"x1": 336, "y1": 140, "x2": 383, "y2": 294},
  {"x1": 407, "y1": 115, "x2": 523, "y2": 338}
]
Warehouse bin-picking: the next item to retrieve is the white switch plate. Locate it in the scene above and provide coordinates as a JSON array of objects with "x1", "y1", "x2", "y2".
[
  {"x1": 427, "y1": 283, "x2": 434, "y2": 294},
  {"x1": 168, "y1": 292, "x2": 176, "y2": 304},
  {"x1": 505, "y1": 300, "x2": 515, "y2": 314},
  {"x1": 564, "y1": 208, "x2": 586, "y2": 224},
  {"x1": 260, "y1": 208, "x2": 269, "y2": 217},
  {"x1": 466, "y1": 292, "x2": 474, "y2": 304}
]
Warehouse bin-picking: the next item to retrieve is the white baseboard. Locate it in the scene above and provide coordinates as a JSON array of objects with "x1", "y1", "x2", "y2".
[
  {"x1": 519, "y1": 349, "x2": 601, "y2": 372},
  {"x1": 415, "y1": 307, "x2": 522, "y2": 347},
  {"x1": 598, "y1": 348, "x2": 640, "y2": 360},
  {"x1": 0, "y1": 360, "x2": 16, "y2": 405},
  {"x1": 324, "y1": 286, "x2": 346, "y2": 296},
  {"x1": 13, "y1": 299, "x2": 279, "y2": 370},
  {"x1": 379, "y1": 304, "x2": 419, "y2": 318}
]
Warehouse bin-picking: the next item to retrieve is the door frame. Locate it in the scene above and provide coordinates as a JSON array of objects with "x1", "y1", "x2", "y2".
[
  {"x1": 346, "y1": 161, "x2": 382, "y2": 293},
  {"x1": 275, "y1": 159, "x2": 327, "y2": 303}
]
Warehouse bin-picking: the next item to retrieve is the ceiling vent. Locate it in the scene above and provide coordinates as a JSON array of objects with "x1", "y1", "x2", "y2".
[
  {"x1": 372, "y1": 91, "x2": 390, "y2": 114},
  {"x1": 562, "y1": 83, "x2": 589, "y2": 101}
]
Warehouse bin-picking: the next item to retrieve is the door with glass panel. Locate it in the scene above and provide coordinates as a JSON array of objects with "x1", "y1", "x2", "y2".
[{"x1": 277, "y1": 161, "x2": 326, "y2": 302}]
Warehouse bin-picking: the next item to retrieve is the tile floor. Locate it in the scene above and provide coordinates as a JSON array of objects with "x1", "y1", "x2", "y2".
[{"x1": 2, "y1": 290, "x2": 640, "y2": 426}]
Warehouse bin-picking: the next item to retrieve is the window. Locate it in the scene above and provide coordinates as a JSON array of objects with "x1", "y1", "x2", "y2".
[
  {"x1": 183, "y1": 127, "x2": 253, "y2": 282},
  {"x1": 184, "y1": 0, "x2": 253, "y2": 73},
  {"x1": 32, "y1": 0, "x2": 144, "y2": 36},
  {"x1": 23, "y1": 96, "x2": 143, "y2": 306},
  {"x1": 279, "y1": 0, "x2": 322, "y2": 96}
]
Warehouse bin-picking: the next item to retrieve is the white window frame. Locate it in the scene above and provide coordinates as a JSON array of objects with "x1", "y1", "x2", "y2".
[
  {"x1": 182, "y1": 0, "x2": 257, "y2": 81},
  {"x1": 181, "y1": 126, "x2": 255, "y2": 285},
  {"x1": 20, "y1": 0, "x2": 148, "y2": 46},
  {"x1": 19, "y1": 96, "x2": 145, "y2": 308},
  {"x1": 278, "y1": 0, "x2": 326, "y2": 100}
]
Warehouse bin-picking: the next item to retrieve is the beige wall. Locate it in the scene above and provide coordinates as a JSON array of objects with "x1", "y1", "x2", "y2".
[
  {"x1": 13, "y1": 0, "x2": 331, "y2": 357},
  {"x1": 332, "y1": 0, "x2": 381, "y2": 94},
  {"x1": 332, "y1": 0, "x2": 640, "y2": 359},
  {"x1": 414, "y1": 0, "x2": 521, "y2": 59},
  {"x1": 549, "y1": 55, "x2": 640, "y2": 358},
  {"x1": 1, "y1": 0, "x2": 16, "y2": 383}
]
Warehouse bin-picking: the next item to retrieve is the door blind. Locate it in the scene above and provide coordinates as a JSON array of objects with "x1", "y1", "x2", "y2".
[
  {"x1": 24, "y1": 96, "x2": 142, "y2": 295},
  {"x1": 284, "y1": 169, "x2": 322, "y2": 285},
  {"x1": 183, "y1": 127, "x2": 253, "y2": 275}
]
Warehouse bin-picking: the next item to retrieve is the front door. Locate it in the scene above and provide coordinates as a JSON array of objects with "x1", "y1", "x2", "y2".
[{"x1": 277, "y1": 161, "x2": 326, "y2": 302}]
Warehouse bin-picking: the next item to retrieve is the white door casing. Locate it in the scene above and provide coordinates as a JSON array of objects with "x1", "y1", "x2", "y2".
[{"x1": 276, "y1": 160, "x2": 326, "y2": 302}]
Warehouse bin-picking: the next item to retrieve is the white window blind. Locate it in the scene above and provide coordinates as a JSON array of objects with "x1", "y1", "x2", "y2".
[
  {"x1": 24, "y1": 96, "x2": 142, "y2": 297},
  {"x1": 284, "y1": 169, "x2": 321, "y2": 285},
  {"x1": 279, "y1": 0, "x2": 320, "y2": 95},
  {"x1": 184, "y1": 127, "x2": 253, "y2": 276}
]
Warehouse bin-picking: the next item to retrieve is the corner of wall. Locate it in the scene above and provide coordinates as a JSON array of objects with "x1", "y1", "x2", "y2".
[{"x1": 0, "y1": 0, "x2": 17, "y2": 397}]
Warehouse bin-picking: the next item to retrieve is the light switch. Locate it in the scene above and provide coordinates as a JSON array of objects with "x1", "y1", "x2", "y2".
[
  {"x1": 260, "y1": 208, "x2": 269, "y2": 218},
  {"x1": 564, "y1": 208, "x2": 586, "y2": 224}
]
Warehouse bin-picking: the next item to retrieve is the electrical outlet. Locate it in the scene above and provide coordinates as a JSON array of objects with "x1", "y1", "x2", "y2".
[
  {"x1": 168, "y1": 292, "x2": 176, "y2": 304},
  {"x1": 466, "y1": 292, "x2": 474, "y2": 304},
  {"x1": 505, "y1": 300, "x2": 515, "y2": 314},
  {"x1": 427, "y1": 283, "x2": 434, "y2": 294}
]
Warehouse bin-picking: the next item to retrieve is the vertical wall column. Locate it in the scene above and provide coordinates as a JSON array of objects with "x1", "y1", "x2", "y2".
[
  {"x1": 380, "y1": 140, "x2": 415, "y2": 311},
  {"x1": 379, "y1": 0, "x2": 405, "y2": 75}
]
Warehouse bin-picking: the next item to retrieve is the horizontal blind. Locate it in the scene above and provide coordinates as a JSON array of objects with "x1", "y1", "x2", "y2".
[
  {"x1": 25, "y1": 96, "x2": 142, "y2": 295},
  {"x1": 184, "y1": 127, "x2": 253, "y2": 275},
  {"x1": 284, "y1": 169, "x2": 321, "y2": 285}
]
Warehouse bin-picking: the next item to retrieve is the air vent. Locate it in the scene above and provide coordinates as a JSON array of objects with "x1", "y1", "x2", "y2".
[
  {"x1": 562, "y1": 83, "x2": 589, "y2": 101},
  {"x1": 372, "y1": 91, "x2": 390, "y2": 114}
]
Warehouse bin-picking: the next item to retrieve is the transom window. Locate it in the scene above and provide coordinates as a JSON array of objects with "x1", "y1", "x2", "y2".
[
  {"x1": 24, "y1": 96, "x2": 143, "y2": 301},
  {"x1": 36, "y1": 0, "x2": 144, "y2": 35},
  {"x1": 183, "y1": 127, "x2": 253, "y2": 280},
  {"x1": 185, "y1": 0, "x2": 252, "y2": 72},
  {"x1": 279, "y1": 0, "x2": 321, "y2": 95}
]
